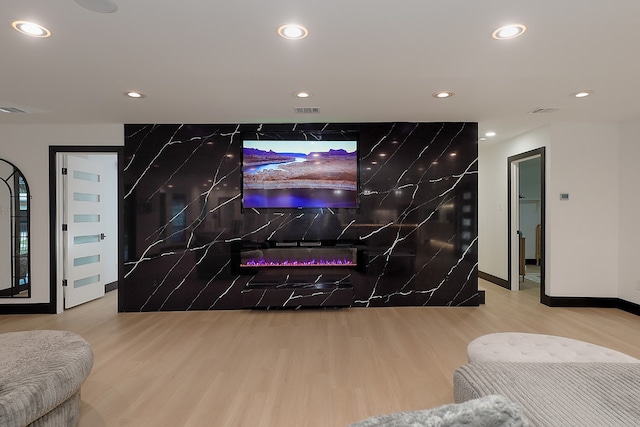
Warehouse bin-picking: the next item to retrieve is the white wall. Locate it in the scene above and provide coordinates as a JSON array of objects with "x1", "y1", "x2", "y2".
[
  {"x1": 479, "y1": 122, "x2": 621, "y2": 300},
  {"x1": 618, "y1": 119, "x2": 640, "y2": 305},
  {"x1": 546, "y1": 123, "x2": 619, "y2": 298},
  {"x1": 0, "y1": 124, "x2": 123, "y2": 306}
]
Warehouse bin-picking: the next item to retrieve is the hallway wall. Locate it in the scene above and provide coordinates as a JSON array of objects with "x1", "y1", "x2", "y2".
[
  {"x1": 618, "y1": 118, "x2": 640, "y2": 305},
  {"x1": 478, "y1": 126, "x2": 549, "y2": 282},
  {"x1": 0, "y1": 124, "x2": 123, "y2": 308},
  {"x1": 479, "y1": 122, "x2": 621, "y2": 300}
]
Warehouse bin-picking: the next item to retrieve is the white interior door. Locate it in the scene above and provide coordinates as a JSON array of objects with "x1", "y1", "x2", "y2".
[{"x1": 63, "y1": 155, "x2": 106, "y2": 308}]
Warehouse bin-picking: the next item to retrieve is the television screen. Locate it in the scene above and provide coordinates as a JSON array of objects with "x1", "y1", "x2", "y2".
[{"x1": 242, "y1": 137, "x2": 358, "y2": 209}]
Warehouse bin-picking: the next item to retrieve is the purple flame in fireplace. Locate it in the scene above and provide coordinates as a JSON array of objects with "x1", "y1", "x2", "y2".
[{"x1": 241, "y1": 257, "x2": 355, "y2": 267}]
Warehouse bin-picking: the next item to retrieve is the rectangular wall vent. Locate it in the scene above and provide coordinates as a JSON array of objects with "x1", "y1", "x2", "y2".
[
  {"x1": 528, "y1": 107, "x2": 560, "y2": 114},
  {"x1": 294, "y1": 107, "x2": 321, "y2": 114},
  {"x1": 0, "y1": 106, "x2": 29, "y2": 114}
]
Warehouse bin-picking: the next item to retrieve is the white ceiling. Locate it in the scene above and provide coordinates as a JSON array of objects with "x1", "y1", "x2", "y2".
[{"x1": 3, "y1": 0, "x2": 640, "y2": 143}]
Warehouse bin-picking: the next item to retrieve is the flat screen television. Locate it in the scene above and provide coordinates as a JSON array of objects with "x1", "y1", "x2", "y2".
[{"x1": 242, "y1": 134, "x2": 359, "y2": 210}]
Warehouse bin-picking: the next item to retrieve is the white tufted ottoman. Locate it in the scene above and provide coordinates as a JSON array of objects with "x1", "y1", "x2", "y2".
[
  {"x1": 0, "y1": 330, "x2": 94, "y2": 427},
  {"x1": 467, "y1": 332, "x2": 640, "y2": 363}
]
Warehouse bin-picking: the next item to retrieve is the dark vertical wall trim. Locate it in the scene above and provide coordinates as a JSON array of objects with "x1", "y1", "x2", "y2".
[
  {"x1": 48, "y1": 147, "x2": 59, "y2": 313},
  {"x1": 538, "y1": 148, "x2": 547, "y2": 305}
]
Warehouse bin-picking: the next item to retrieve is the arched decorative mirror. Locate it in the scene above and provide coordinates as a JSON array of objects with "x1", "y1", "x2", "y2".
[{"x1": 0, "y1": 159, "x2": 30, "y2": 297}]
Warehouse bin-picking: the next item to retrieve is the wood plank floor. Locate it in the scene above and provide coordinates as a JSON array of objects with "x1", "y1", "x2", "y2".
[{"x1": 1, "y1": 280, "x2": 639, "y2": 427}]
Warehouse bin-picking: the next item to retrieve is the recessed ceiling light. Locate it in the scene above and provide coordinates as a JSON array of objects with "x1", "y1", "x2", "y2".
[
  {"x1": 12, "y1": 21, "x2": 51, "y2": 37},
  {"x1": 572, "y1": 90, "x2": 593, "y2": 98},
  {"x1": 492, "y1": 24, "x2": 526, "y2": 40},
  {"x1": 479, "y1": 137, "x2": 487, "y2": 141},
  {"x1": 433, "y1": 91, "x2": 454, "y2": 99},
  {"x1": 278, "y1": 24, "x2": 308, "y2": 40},
  {"x1": 294, "y1": 91, "x2": 311, "y2": 98},
  {"x1": 125, "y1": 91, "x2": 145, "y2": 98},
  {"x1": 485, "y1": 131, "x2": 496, "y2": 137}
]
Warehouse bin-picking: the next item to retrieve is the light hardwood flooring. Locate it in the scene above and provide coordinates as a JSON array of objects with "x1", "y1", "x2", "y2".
[{"x1": 1, "y1": 280, "x2": 639, "y2": 427}]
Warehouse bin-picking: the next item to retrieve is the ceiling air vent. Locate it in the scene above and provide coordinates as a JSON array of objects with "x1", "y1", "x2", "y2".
[
  {"x1": 0, "y1": 106, "x2": 29, "y2": 114},
  {"x1": 528, "y1": 107, "x2": 560, "y2": 114},
  {"x1": 294, "y1": 107, "x2": 321, "y2": 114}
]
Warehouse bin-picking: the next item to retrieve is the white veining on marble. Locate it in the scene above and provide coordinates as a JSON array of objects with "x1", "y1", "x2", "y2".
[
  {"x1": 419, "y1": 235, "x2": 478, "y2": 305},
  {"x1": 336, "y1": 219, "x2": 356, "y2": 240},
  {"x1": 139, "y1": 248, "x2": 191, "y2": 310},
  {"x1": 320, "y1": 286, "x2": 345, "y2": 305},
  {"x1": 448, "y1": 261, "x2": 479, "y2": 306},
  {"x1": 358, "y1": 222, "x2": 395, "y2": 240},
  {"x1": 124, "y1": 124, "x2": 158, "y2": 172},
  {"x1": 186, "y1": 260, "x2": 232, "y2": 310},
  {"x1": 360, "y1": 123, "x2": 396, "y2": 163},
  {"x1": 124, "y1": 240, "x2": 165, "y2": 278},
  {"x1": 125, "y1": 125, "x2": 184, "y2": 199},
  {"x1": 208, "y1": 276, "x2": 240, "y2": 309},
  {"x1": 284, "y1": 291, "x2": 327, "y2": 307},
  {"x1": 301, "y1": 213, "x2": 321, "y2": 240},
  {"x1": 267, "y1": 213, "x2": 304, "y2": 241},
  {"x1": 372, "y1": 123, "x2": 423, "y2": 199},
  {"x1": 382, "y1": 235, "x2": 457, "y2": 303}
]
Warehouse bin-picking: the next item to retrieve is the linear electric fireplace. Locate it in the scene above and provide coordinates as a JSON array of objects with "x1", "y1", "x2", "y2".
[
  {"x1": 234, "y1": 240, "x2": 360, "y2": 309},
  {"x1": 240, "y1": 247, "x2": 357, "y2": 268},
  {"x1": 233, "y1": 240, "x2": 361, "y2": 273}
]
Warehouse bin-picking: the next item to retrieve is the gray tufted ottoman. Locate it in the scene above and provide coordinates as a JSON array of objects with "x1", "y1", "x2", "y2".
[
  {"x1": 467, "y1": 332, "x2": 640, "y2": 363},
  {"x1": 0, "y1": 330, "x2": 94, "y2": 427}
]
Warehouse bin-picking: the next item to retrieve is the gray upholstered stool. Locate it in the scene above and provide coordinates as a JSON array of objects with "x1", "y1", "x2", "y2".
[
  {"x1": 0, "y1": 330, "x2": 94, "y2": 427},
  {"x1": 467, "y1": 332, "x2": 640, "y2": 363}
]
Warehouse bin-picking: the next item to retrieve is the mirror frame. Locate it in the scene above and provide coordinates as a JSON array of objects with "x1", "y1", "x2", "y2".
[{"x1": 0, "y1": 159, "x2": 30, "y2": 298}]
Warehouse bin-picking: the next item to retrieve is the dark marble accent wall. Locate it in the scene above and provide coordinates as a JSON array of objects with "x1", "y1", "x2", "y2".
[{"x1": 122, "y1": 122, "x2": 478, "y2": 311}]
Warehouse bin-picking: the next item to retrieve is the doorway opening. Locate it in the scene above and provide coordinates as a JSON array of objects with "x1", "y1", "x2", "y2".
[
  {"x1": 508, "y1": 147, "x2": 547, "y2": 304},
  {"x1": 49, "y1": 146, "x2": 124, "y2": 313}
]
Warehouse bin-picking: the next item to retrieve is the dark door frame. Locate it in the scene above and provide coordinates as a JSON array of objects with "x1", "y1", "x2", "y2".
[
  {"x1": 49, "y1": 146, "x2": 125, "y2": 313},
  {"x1": 507, "y1": 147, "x2": 549, "y2": 305}
]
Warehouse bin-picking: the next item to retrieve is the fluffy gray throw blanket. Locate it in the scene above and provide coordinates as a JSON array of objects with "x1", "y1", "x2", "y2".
[{"x1": 348, "y1": 395, "x2": 528, "y2": 427}]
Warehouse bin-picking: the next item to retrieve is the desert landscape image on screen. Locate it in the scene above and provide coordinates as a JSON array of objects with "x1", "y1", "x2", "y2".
[{"x1": 242, "y1": 139, "x2": 358, "y2": 209}]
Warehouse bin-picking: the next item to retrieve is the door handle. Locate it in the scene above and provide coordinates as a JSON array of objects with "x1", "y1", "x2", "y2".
[{"x1": 100, "y1": 233, "x2": 106, "y2": 240}]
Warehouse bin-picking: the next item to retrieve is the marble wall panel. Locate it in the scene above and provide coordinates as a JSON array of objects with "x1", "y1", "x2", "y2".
[{"x1": 123, "y1": 122, "x2": 478, "y2": 311}]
